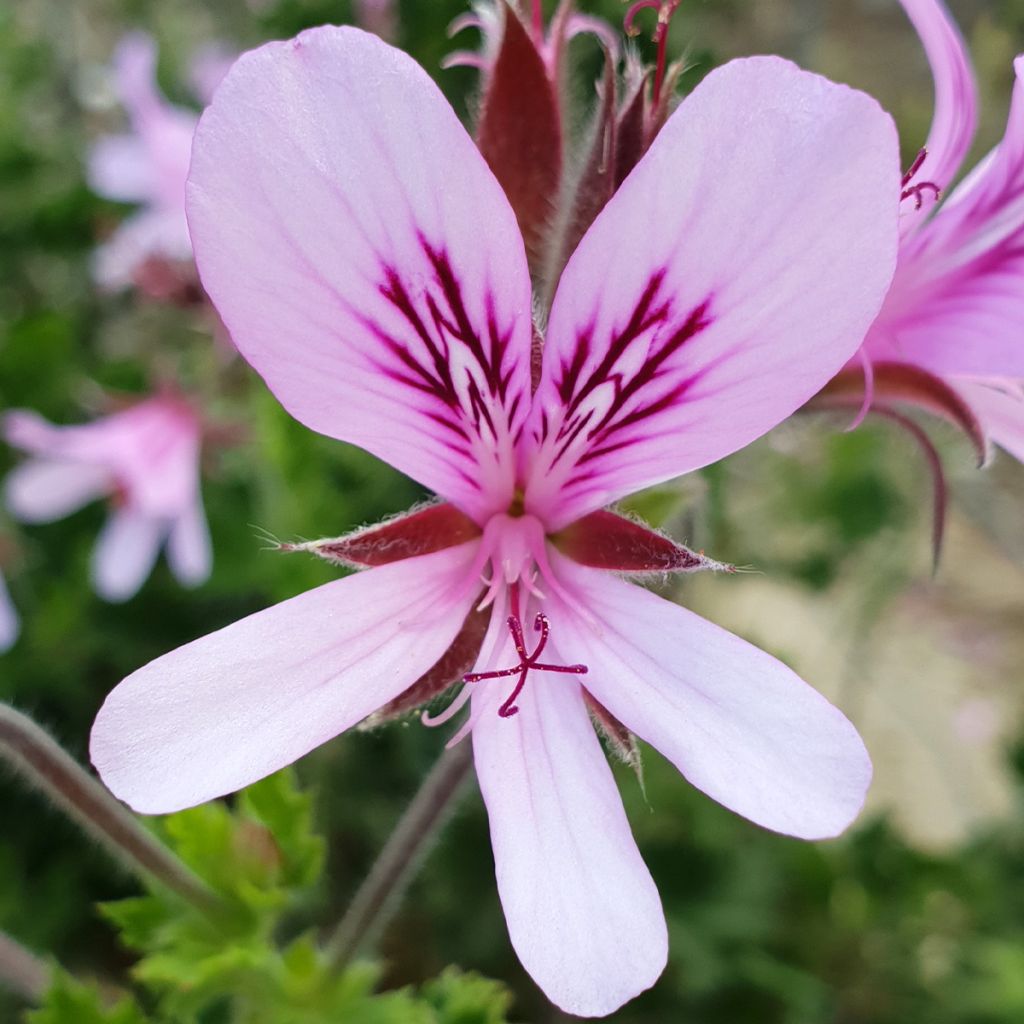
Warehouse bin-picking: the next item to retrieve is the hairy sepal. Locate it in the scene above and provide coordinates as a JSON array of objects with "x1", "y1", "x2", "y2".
[
  {"x1": 552, "y1": 509, "x2": 732, "y2": 574},
  {"x1": 583, "y1": 689, "x2": 643, "y2": 784},
  {"x1": 477, "y1": 2, "x2": 562, "y2": 267},
  {"x1": 280, "y1": 502, "x2": 481, "y2": 568}
]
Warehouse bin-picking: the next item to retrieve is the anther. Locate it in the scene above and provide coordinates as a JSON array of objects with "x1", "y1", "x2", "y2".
[{"x1": 463, "y1": 612, "x2": 587, "y2": 718}]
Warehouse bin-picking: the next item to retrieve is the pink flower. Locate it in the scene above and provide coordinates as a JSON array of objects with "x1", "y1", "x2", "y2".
[
  {"x1": 90, "y1": 28, "x2": 899, "y2": 1016},
  {"x1": 88, "y1": 33, "x2": 233, "y2": 295},
  {"x1": 834, "y1": 0, "x2": 1024, "y2": 462},
  {"x1": 4, "y1": 396, "x2": 210, "y2": 602}
]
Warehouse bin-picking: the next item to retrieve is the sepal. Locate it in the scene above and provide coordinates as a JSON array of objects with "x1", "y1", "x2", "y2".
[
  {"x1": 552, "y1": 508, "x2": 733, "y2": 573},
  {"x1": 279, "y1": 503, "x2": 481, "y2": 568}
]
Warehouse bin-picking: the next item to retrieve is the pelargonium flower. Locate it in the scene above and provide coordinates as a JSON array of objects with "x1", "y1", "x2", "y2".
[
  {"x1": 88, "y1": 32, "x2": 232, "y2": 297},
  {"x1": 90, "y1": 27, "x2": 899, "y2": 1016},
  {"x1": 817, "y1": 0, "x2": 1024, "y2": 466},
  {"x1": 4, "y1": 395, "x2": 210, "y2": 603}
]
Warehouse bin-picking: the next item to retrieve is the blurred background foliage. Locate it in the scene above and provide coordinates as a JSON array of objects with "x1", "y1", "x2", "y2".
[{"x1": 1, "y1": 0, "x2": 1023, "y2": 1020}]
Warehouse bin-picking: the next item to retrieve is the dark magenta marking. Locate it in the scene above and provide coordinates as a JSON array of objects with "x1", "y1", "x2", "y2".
[
  {"x1": 363, "y1": 234, "x2": 524, "y2": 469},
  {"x1": 544, "y1": 270, "x2": 713, "y2": 471}
]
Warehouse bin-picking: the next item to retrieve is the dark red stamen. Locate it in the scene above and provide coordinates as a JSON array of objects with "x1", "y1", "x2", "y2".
[
  {"x1": 463, "y1": 611, "x2": 588, "y2": 718},
  {"x1": 900, "y1": 147, "x2": 941, "y2": 210}
]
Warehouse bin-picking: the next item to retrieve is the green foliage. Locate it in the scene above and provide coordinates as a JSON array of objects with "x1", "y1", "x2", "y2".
[
  {"x1": 27, "y1": 972, "x2": 149, "y2": 1024},
  {"x1": 43, "y1": 770, "x2": 513, "y2": 1024}
]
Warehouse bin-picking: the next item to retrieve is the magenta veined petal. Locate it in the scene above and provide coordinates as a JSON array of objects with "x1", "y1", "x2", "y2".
[
  {"x1": 472, "y1": 656, "x2": 666, "y2": 1017},
  {"x1": 872, "y1": 56, "x2": 1024, "y2": 378},
  {"x1": 897, "y1": 0, "x2": 978, "y2": 236},
  {"x1": 91, "y1": 542, "x2": 480, "y2": 813},
  {"x1": 523, "y1": 56, "x2": 900, "y2": 529},
  {"x1": 186, "y1": 26, "x2": 534, "y2": 524},
  {"x1": 550, "y1": 553, "x2": 872, "y2": 839}
]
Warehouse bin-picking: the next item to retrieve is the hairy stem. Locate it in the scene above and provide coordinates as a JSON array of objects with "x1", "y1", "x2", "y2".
[
  {"x1": 0, "y1": 930, "x2": 48, "y2": 1004},
  {"x1": 0, "y1": 703, "x2": 222, "y2": 914},
  {"x1": 325, "y1": 740, "x2": 474, "y2": 968}
]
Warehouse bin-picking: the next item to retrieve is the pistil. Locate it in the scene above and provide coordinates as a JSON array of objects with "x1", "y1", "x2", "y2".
[{"x1": 463, "y1": 584, "x2": 587, "y2": 718}]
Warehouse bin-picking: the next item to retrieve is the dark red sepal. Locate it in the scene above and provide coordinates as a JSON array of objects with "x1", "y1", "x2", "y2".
[
  {"x1": 363, "y1": 600, "x2": 492, "y2": 726},
  {"x1": 614, "y1": 74, "x2": 648, "y2": 189},
  {"x1": 543, "y1": 45, "x2": 618, "y2": 302},
  {"x1": 813, "y1": 360, "x2": 989, "y2": 467},
  {"x1": 552, "y1": 508, "x2": 732, "y2": 573},
  {"x1": 280, "y1": 502, "x2": 481, "y2": 568},
  {"x1": 583, "y1": 689, "x2": 642, "y2": 780},
  {"x1": 477, "y1": 2, "x2": 562, "y2": 268}
]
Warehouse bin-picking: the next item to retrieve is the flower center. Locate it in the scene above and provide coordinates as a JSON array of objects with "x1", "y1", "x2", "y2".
[
  {"x1": 900, "y1": 147, "x2": 941, "y2": 210},
  {"x1": 463, "y1": 583, "x2": 587, "y2": 718},
  {"x1": 465, "y1": 513, "x2": 588, "y2": 718}
]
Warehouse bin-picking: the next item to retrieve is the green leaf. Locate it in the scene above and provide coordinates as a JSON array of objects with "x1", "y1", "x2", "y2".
[
  {"x1": 26, "y1": 971, "x2": 150, "y2": 1024},
  {"x1": 421, "y1": 968, "x2": 514, "y2": 1024}
]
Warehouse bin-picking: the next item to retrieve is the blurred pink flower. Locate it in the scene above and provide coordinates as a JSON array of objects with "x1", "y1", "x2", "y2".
[
  {"x1": 4, "y1": 396, "x2": 210, "y2": 603},
  {"x1": 836, "y1": 0, "x2": 1024, "y2": 462},
  {"x1": 91, "y1": 28, "x2": 899, "y2": 1016},
  {"x1": 88, "y1": 33, "x2": 233, "y2": 295}
]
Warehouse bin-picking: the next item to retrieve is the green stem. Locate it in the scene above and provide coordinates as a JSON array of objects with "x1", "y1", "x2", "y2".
[
  {"x1": 324, "y1": 740, "x2": 474, "y2": 968},
  {"x1": 0, "y1": 703, "x2": 223, "y2": 914}
]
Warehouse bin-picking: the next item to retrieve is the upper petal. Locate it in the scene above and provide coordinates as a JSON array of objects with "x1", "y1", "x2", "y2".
[
  {"x1": 524, "y1": 57, "x2": 900, "y2": 528},
  {"x1": 550, "y1": 553, "x2": 872, "y2": 839},
  {"x1": 871, "y1": 56, "x2": 1024, "y2": 378},
  {"x1": 91, "y1": 542, "x2": 480, "y2": 813},
  {"x1": 91, "y1": 509, "x2": 166, "y2": 603},
  {"x1": 472, "y1": 654, "x2": 666, "y2": 1016},
  {"x1": 897, "y1": 0, "x2": 978, "y2": 236},
  {"x1": 186, "y1": 27, "x2": 533, "y2": 523}
]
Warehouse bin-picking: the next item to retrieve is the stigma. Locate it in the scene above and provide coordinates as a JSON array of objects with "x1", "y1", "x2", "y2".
[{"x1": 464, "y1": 512, "x2": 588, "y2": 719}]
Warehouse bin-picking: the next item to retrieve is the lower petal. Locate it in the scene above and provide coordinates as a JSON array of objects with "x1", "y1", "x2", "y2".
[
  {"x1": 472, "y1": 667, "x2": 666, "y2": 1017},
  {"x1": 91, "y1": 509, "x2": 166, "y2": 603},
  {"x1": 550, "y1": 553, "x2": 872, "y2": 840},
  {"x1": 91, "y1": 542, "x2": 480, "y2": 813},
  {"x1": 166, "y1": 495, "x2": 212, "y2": 587}
]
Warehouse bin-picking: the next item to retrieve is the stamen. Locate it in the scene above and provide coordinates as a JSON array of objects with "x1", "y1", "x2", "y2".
[
  {"x1": 900, "y1": 147, "x2": 941, "y2": 210},
  {"x1": 623, "y1": 0, "x2": 682, "y2": 110},
  {"x1": 464, "y1": 611, "x2": 588, "y2": 718}
]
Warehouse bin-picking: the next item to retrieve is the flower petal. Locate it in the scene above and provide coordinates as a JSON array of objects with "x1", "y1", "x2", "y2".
[
  {"x1": 4, "y1": 460, "x2": 111, "y2": 524},
  {"x1": 524, "y1": 57, "x2": 900, "y2": 528},
  {"x1": 472, "y1": 663, "x2": 666, "y2": 1016},
  {"x1": 897, "y1": 0, "x2": 978, "y2": 235},
  {"x1": 91, "y1": 509, "x2": 166, "y2": 603},
  {"x1": 871, "y1": 57, "x2": 1024, "y2": 378},
  {"x1": 550, "y1": 553, "x2": 872, "y2": 839},
  {"x1": 166, "y1": 494, "x2": 212, "y2": 587},
  {"x1": 186, "y1": 27, "x2": 533, "y2": 523},
  {"x1": 93, "y1": 209, "x2": 192, "y2": 290},
  {"x1": 957, "y1": 379, "x2": 1024, "y2": 462},
  {"x1": 91, "y1": 543, "x2": 479, "y2": 813},
  {"x1": 88, "y1": 135, "x2": 153, "y2": 203}
]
